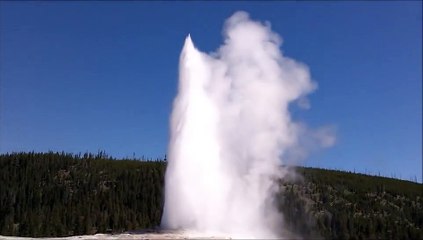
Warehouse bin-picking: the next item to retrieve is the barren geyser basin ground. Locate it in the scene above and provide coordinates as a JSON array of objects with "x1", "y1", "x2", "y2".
[{"x1": 0, "y1": 230, "x2": 233, "y2": 239}]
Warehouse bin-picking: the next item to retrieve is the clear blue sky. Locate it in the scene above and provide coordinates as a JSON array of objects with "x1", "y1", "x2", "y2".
[{"x1": 1, "y1": 2, "x2": 421, "y2": 182}]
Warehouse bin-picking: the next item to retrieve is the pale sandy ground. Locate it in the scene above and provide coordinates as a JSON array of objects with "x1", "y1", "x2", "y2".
[{"x1": 0, "y1": 230, "x2": 233, "y2": 239}]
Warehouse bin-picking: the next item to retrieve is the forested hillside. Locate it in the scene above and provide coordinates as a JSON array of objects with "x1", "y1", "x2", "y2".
[
  {"x1": 0, "y1": 152, "x2": 165, "y2": 237},
  {"x1": 0, "y1": 152, "x2": 422, "y2": 239}
]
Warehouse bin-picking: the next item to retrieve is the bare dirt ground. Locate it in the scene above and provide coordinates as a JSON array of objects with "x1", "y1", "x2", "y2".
[{"x1": 0, "y1": 230, "x2": 233, "y2": 239}]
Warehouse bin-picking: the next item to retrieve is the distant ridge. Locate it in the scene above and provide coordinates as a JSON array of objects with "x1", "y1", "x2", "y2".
[{"x1": 0, "y1": 152, "x2": 422, "y2": 239}]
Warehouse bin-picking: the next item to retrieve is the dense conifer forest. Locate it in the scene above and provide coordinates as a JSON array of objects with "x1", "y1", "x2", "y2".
[{"x1": 0, "y1": 152, "x2": 422, "y2": 239}]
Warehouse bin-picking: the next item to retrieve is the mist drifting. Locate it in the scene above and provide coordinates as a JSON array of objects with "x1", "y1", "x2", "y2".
[{"x1": 161, "y1": 12, "x2": 317, "y2": 238}]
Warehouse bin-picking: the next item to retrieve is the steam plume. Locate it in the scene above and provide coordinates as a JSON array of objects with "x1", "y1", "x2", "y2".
[{"x1": 162, "y1": 12, "x2": 317, "y2": 238}]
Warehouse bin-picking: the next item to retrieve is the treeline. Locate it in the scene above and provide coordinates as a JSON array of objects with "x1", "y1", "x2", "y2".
[
  {"x1": 0, "y1": 152, "x2": 165, "y2": 237},
  {"x1": 279, "y1": 167, "x2": 423, "y2": 239},
  {"x1": 0, "y1": 152, "x2": 422, "y2": 239}
]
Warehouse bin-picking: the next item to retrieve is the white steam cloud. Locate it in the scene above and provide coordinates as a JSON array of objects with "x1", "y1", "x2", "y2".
[{"x1": 161, "y1": 12, "x2": 327, "y2": 238}]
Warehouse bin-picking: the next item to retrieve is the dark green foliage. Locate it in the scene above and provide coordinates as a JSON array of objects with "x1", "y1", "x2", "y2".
[
  {"x1": 0, "y1": 152, "x2": 165, "y2": 237},
  {"x1": 279, "y1": 167, "x2": 423, "y2": 240},
  {"x1": 0, "y1": 152, "x2": 422, "y2": 239}
]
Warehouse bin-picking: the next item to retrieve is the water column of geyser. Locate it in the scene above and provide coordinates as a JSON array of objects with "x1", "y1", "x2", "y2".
[{"x1": 161, "y1": 12, "x2": 316, "y2": 238}]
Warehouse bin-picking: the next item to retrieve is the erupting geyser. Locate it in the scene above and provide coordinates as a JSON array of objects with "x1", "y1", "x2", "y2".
[{"x1": 162, "y1": 12, "x2": 316, "y2": 238}]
